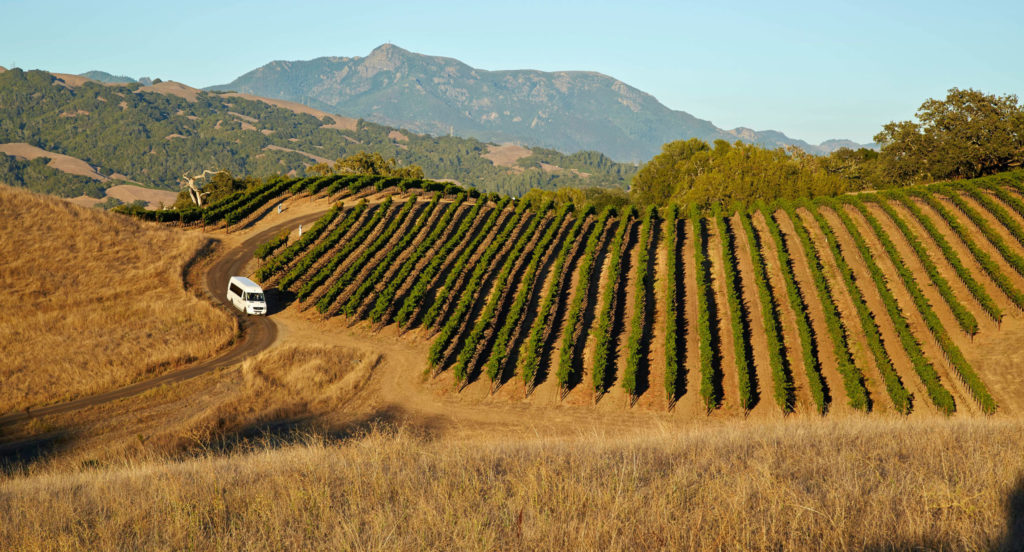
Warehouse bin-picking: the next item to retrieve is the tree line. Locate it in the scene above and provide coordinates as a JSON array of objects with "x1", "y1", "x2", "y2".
[{"x1": 632, "y1": 88, "x2": 1024, "y2": 207}]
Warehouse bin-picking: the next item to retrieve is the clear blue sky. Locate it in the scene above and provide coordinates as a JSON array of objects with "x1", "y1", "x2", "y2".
[{"x1": 3, "y1": 0, "x2": 1022, "y2": 145}]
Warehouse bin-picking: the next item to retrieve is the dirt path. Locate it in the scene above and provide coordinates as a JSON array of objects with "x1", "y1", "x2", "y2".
[{"x1": 0, "y1": 210, "x2": 328, "y2": 426}]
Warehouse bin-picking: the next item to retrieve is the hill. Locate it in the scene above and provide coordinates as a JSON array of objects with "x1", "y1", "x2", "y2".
[
  {"x1": 4, "y1": 177, "x2": 1024, "y2": 548},
  {"x1": 0, "y1": 185, "x2": 234, "y2": 412},
  {"x1": 0, "y1": 68, "x2": 634, "y2": 203},
  {"x1": 210, "y1": 44, "x2": 867, "y2": 161}
]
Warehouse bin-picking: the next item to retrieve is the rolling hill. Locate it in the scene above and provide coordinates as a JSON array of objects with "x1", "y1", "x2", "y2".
[{"x1": 0, "y1": 68, "x2": 634, "y2": 204}]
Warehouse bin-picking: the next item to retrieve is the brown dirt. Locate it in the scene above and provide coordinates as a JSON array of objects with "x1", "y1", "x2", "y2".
[
  {"x1": 791, "y1": 208, "x2": 883, "y2": 413},
  {"x1": 50, "y1": 72, "x2": 92, "y2": 87},
  {"x1": 513, "y1": 214, "x2": 595, "y2": 396},
  {"x1": 337, "y1": 200, "x2": 434, "y2": 317},
  {"x1": 578, "y1": 216, "x2": 634, "y2": 407},
  {"x1": 635, "y1": 216, "x2": 668, "y2": 411},
  {"x1": 886, "y1": 197, "x2": 1002, "y2": 332},
  {"x1": 482, "y1": 143, "x2": 532, "y2": 168},
  {"x1": 310, "y1": 203, "x2": 404, "y2": 314},
  {"x1": 136, "y1": 81, "x2": 200, "y2": 102},
  {"x1": 380, "y1": 202, "x2": 475, "y2": 322},
  {"x1": 427, "y1": 207, "x2": 531, "y2": 336},
  {"x1": 105, "y1": 184, "x2": 179, "y2": 209},
  {"x1": 771, "y1": 210, "x2": 853, "y2": 415},
  {"x1": 935, "y1": 194, "x2": 1024, "y2": 302},
  {"x1": 388, "y1": 130, "x2": 410, "y2": 142},
  {"x1": 864, "y1": 200, "x2": 978, "y2": 341},
  {"x1": 444, "y1": 212, "x2": 558, "y2": 386},
  {"x1": 707, "y1": 217, "x2": 743, "y2": 413},
  {"x1": 531, "y1": 216, "x2": 611, "y2": 405},
  {"x1": 729, "y1": 214, "x2": 779, "y2": 419},
  {"x1": 676, "y1": 218, "x2": 703, "y2": 416},
  {"x1": 604, "y1": 217, "x2": 640, "y2": 408},
  {"x1": 263, "y1": 144, "x2": 333, "y2": 165},
  {"x1": 489, "y1": 215, "x2": 577, "y2": 393},
  {"x1": 224, "y1": 92, "x2": 358, "y2": 132},
  {"x1": 825, "y1": 204, "x2": 966, "y2": 416},
  {"x1": 750, "y1": 211, "x2": 816, "y2": 413},
  {"x1": 364, "y1": 199, "x2": 460, "y2": 318},
  {"x1": 0, "y1": 142, "x2": 106, "y2": 181},
  {"x1": 262, "y1": 203, "x2": 368, "y2": 290}
]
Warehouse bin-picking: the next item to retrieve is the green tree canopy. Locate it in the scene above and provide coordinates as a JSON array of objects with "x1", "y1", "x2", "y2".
[
  {"x1": 875, "y1": 88, "x2": 1024, "y2": 181},
  {"x1": 630, "y1": 139, "x2": 850, "y2": 207}
]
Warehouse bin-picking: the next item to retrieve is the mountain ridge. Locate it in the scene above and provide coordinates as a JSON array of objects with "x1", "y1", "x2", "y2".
[{"x1": 210, "y1": 43, "x2": 869, "y2": 161}]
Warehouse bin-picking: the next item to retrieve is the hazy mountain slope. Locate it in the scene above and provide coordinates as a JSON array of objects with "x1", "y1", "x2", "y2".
[{"x1": 212, "y1": 44, "x2": 865, "y2": 161}]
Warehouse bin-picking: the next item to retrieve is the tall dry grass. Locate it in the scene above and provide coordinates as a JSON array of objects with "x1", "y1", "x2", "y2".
[
  {"x1": 2, "y1": 417, "x2": 1022, "y2": 551},
  {"x1": 0, "y1": 185, "x2": 235, "y2": 412},
  {"x1": 149, "y1": 345, "x2": 378, "y2": 454}
]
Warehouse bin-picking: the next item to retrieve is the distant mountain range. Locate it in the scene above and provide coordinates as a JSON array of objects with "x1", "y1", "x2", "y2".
[{"x1": 208, "y1": 44, "x2": 870, "y2": 161}]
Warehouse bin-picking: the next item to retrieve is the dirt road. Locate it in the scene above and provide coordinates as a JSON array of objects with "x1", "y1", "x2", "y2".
[{"x1": 0, "y1": 212, "x2": 327, "y2": 426}]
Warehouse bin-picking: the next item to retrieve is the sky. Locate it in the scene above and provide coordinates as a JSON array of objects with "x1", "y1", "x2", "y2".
[{"x1": 3, "y1": 0, "x2": 1022, "y2": 145}]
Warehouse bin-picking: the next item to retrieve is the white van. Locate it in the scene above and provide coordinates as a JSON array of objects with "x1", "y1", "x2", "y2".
[{"x1": 227, "y1": 276, "x2": 267, "y2": 315}]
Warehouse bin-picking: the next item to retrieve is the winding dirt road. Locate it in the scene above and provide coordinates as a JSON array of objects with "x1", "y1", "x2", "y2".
[{"x1": 0, "y1": 212, "x2": 327, "y2": 426}]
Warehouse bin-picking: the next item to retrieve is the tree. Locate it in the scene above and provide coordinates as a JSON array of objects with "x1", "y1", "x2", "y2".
[
  {"x1": 630, "y1": 138, "x2": 709, "y2": 205},
  {"x1": 630, "y1": 138, "x2": 850, "y2": 207},
  {"x1": 180, "y1": 169, "x2": 226, "y2": 207},
  {"x1": 875, "y1": 88, "x2": 1024, "y2": 181}
]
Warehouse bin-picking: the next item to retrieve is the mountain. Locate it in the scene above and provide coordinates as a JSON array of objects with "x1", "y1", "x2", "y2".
[
  {"x1": 210, "y1": 44, "x2": 868, "y2": 161},
  {"x1": 0, "y1": 68, "x2": 634, "y2": 201},
  {"x1": 78, "y1": 70, "x2": 137, "y2": 84}
]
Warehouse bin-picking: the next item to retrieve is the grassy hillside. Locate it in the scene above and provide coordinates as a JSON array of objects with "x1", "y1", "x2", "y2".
[
  {"x1": 0, "y1": 185, "x2": 235, "y2": 411},
  {"x1": 2, "y1": 419, "x2": 1021, "y2": 550},
  {"x1": 0, "y1": 68, "x2": 634, "y2": 200}
]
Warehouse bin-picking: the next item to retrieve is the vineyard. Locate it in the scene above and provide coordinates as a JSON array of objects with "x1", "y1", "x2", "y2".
[
  {"x1": 153, "y1": 169, "x2": 1024, "y2": 415},
  {"x1": 118, "y1": 174, "x2": 479, "y2": 228}
]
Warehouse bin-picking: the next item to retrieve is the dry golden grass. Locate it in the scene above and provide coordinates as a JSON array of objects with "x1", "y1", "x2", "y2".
[
  {"x1": 1, "y1": 417, "x2": 1021, "y2": 550},
  {"x1": 149, "y1": 345, "x2": 378, "y2": 454},
  {"x1": 0, "y1": 185, "x2": 235, "y2": 411}
]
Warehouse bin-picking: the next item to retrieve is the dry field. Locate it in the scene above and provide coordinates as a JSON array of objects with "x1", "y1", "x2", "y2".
[
  {"x1": 1, "y1": 417, "x2": 1022, "y2": 551},
  {"x1": 0, "y1": 185, "x2": 235, "y2": 412}
]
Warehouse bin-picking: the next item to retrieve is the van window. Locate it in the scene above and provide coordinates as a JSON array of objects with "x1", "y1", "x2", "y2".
[
  {"x1": 245, "y1": 292, "x2": 265, "y2": 302},
  {"x1": 229, "y1": 283, "x2": 243, "y2": 297}
]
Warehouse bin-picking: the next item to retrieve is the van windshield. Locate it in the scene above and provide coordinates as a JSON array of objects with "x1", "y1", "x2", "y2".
[{"x1": 245, "y1": 292, "x2": 265, "y2": 303}]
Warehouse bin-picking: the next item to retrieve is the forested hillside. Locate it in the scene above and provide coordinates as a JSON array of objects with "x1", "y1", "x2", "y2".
[{"x1": 0, "y1": 69, "x2": 633, "y2": 199}]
